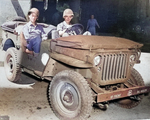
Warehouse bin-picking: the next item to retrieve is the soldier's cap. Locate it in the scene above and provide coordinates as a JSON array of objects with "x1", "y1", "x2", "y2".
[
  {"x1": 63, "y1": 9, "x2": 74, "y2": 18},
  {"x1": 28, "y1": 8, "x2": 39, "y2": 17}
]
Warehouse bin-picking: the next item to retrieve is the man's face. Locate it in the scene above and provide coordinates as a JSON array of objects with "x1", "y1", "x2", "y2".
[
  {"x1": 29, "y1": 13, "x2": 38, "y2": 23},
  {"x1": 64, "y1": 15, "x2": 73, "y2": 24},
  {"x1": 91, "y1": 15, "x2": 94, "y2": 19}
]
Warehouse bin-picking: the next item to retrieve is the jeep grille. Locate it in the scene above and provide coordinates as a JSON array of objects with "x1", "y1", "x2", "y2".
[{"x1": 101, "y1": 53, "x2": 129, "y2": 81}]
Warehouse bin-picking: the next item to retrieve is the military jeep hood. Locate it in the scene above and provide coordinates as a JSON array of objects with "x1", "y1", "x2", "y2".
[{"x1": 55, "y1": 35, "x2": 143, "y2": 50}]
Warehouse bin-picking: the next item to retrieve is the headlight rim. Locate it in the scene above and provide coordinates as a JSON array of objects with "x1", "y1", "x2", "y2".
[
  {"x1": 93, "y1": 55, "x2": 101, "y2": 66},
  {"x1": 130, "y1": 54, "x2": 136, "y2": 62}
]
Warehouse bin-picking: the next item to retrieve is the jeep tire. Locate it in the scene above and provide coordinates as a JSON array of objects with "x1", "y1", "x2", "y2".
[
  {"x1": 4, "y1": 47, "x2": 21, "y2": 82},
  {"x1": 49, "y1": 70, "x2": 93, "y2": 120}
]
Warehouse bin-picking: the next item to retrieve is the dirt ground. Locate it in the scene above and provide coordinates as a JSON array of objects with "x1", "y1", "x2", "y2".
[{"x1": 0, "y1": 75, "x2": 150, "y2": 120}]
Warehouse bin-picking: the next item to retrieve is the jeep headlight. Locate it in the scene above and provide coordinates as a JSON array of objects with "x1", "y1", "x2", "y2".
[
  {"x1": 130, "y1": 54, "x2": 136, "y2": 62},
  {"x1": 94, "y1": 55, "x2": 101, "y2": 66}
]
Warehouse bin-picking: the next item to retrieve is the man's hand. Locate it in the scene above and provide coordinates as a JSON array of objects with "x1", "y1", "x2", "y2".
[{"x1": 59, "y1": 29, "x2": 67, "y2": 36}]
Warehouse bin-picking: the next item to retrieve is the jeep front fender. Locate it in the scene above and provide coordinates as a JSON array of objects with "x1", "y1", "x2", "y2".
[{"x1": 50, "y1": 52, "x2": 93, "y2": 68}]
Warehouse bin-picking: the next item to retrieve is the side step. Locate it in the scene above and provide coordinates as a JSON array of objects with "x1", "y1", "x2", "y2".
[{"x1": 34, "y1": 70, "x2": 43, "y2": 77}]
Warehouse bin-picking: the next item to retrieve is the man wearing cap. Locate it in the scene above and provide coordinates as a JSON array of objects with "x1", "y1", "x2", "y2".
[
  {"x1": 22, "y1": 8, "x2": 47, "y2": 56},
  {"x1": 56, "y1": 8, "x2": 91, "y2": 37},
  {"x1": 57, "y1": 8, "x2": 74, "y2": 37}
]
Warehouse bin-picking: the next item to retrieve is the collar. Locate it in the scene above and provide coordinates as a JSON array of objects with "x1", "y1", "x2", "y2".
[
  {"x1": 63, "y1": 21, "x2": 71, "y2": 26},
  {"x1": 27, "y1": 21, "x2": 37, "y2": 27}
]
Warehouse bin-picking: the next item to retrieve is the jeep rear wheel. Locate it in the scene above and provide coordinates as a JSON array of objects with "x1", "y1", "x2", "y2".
[
  {"x1": 115, "y1": 68, "x2": 144, "y2": 109},
  {"x1": 49, "y1": 70, "x2": 93, "y2": 120},
  {"x1": 4, "y1": 47, "x2": 21, "y2": 82}
]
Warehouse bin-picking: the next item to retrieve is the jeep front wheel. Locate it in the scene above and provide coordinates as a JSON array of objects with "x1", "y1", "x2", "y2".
[
  {"x1": 4, "y1": 47, "x2": 21, "y2": 82},
  {"x1": 115, "y1": 68, "x2": 144, "y2": 108},
  {"x1": 49, "y1": 70, "x2": 93, "y2": 120}
]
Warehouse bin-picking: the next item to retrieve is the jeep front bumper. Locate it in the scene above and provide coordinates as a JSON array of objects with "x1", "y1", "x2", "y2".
[{"x1": 97, "y1": 86, "x2": 150, "y2": 102}]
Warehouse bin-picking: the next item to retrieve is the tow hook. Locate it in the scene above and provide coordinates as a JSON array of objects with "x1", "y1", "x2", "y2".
[
  {"x1": 94, "y1": 103, "x2": 109, "y2": 110},
  {"x1": 130, "y1": 96, "x2": 141, "y2": 101}
]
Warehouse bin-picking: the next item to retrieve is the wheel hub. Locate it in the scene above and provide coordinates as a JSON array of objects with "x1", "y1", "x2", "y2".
[
  {"x1": 58, "y1": 82, "x2": 79, "y2": 111},
  {"x1": 8, "y1": 58, "x2": 13, "y2": 71},
  {"x1": 63, "y1": 91, "x2": 73, "y2": 103}
]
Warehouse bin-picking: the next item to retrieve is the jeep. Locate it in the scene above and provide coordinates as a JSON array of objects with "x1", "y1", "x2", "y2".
[{"x1": 1, "y1": 18, "x2": 150, "y2": 120}]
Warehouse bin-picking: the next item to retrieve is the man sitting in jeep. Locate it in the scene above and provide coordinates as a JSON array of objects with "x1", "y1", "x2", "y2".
[
  {"x1": 22, "y1": 8, "x2": 47, "y2": 56},
  {"x1": 56, "y1": 8, "x2": 91, "y2": 37}
]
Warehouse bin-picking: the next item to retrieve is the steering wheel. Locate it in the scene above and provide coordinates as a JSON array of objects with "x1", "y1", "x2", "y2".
[{"x1": 65, "y1": 23, "x2": 84, "y2": 35}]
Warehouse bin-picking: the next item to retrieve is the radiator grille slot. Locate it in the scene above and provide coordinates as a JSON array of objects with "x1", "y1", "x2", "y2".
[{"x1": 101, "y1": 53, "x2": 128, "y2": 81}]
